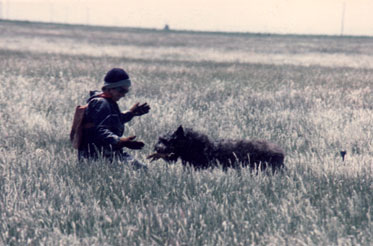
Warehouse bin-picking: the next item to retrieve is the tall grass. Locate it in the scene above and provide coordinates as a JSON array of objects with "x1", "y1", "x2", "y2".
[{"x1": 0, "y1": 20, "x2": 372, "y2": 245}]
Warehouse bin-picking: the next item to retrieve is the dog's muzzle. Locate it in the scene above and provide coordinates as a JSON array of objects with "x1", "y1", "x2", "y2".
[{"x1": 147, "y1": 152, "x2": 178, "y2": 162}]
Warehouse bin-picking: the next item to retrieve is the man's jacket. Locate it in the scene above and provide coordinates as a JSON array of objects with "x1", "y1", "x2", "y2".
[{"x1": 78, "y1": 91, "x2": 134, "y2": 160}]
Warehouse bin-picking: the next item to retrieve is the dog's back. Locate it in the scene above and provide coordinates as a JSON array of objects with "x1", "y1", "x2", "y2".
[
  {"x1": 181, "y1": 128, "x2": 285, "y2": 170},
  {"x1": 207, "y1": 138, "x2": 283, "y2": 170}
]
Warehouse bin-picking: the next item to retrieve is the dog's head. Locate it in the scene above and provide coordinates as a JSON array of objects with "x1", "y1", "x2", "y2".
[{"x1": 148, "y1": 125, "x2": 187, "y2": 163}]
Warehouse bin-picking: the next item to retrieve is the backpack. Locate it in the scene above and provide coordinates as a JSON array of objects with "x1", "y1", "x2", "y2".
[
  {"x1": 70, "y1": 93, "x2": 110, "y2": 149},
  {"x1": 70, "y1": 104, "x2": 94, "y2": 149}
]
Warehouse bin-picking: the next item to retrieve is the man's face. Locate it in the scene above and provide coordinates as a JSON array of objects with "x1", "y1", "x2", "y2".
[{"x1": 109, "y1": 87, "x2": 129, "y2": 101}]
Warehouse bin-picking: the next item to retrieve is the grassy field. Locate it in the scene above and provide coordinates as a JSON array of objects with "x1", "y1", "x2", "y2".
[{"x1": 0, "y1": 20, "x2": 372, "y2": 245}]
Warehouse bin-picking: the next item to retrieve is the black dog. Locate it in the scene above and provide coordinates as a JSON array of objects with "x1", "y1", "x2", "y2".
[{"x1": 148, "y1": 126, "x2": 285, "y2": 171}]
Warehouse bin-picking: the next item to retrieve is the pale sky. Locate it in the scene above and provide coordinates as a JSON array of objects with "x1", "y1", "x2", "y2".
[{"x1": 1, "y1": 0, "x2": 373, "y2": 36}]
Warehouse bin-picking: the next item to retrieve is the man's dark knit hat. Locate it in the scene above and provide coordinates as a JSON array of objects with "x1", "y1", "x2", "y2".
[{"x1": 102, "y1": 68, "x2": 131, "y2": 90}]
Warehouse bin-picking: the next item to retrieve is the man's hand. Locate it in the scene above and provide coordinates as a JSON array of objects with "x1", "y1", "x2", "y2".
[
  {"x1": 130, "y1": 102, "x2": 150, "y2": 116},
  {"x1": 117, "y1": 136, "x2": 145, "y2": 150}
]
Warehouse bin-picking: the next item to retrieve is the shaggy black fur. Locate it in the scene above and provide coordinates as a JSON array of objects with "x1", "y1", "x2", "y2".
[{"x1": 149, "y1": 126, "x2": 285, "y2": 171}]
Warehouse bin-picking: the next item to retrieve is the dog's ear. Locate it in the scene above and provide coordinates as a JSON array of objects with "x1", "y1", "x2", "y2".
[{"x1": 175, "y1": 125, "x2": 185, "y2": 137}]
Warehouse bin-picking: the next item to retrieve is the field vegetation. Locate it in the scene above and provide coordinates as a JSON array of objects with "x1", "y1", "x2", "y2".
[{"x1": 0, "y1": 20, "x2": 372, "y2": 245}]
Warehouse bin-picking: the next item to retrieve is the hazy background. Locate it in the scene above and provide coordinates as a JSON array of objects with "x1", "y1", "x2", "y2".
[{"x1": 1, "y1": 0, "x2": 373, "y2": 36}]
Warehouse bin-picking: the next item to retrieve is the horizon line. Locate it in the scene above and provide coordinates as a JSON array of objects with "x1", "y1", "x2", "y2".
[{"x1": 1, "y1": 18, "x2": 373, "y2": 39}]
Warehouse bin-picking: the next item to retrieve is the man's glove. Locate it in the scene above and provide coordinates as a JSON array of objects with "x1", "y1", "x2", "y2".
[
  {"x1": 130, "y1": 102, "x2": 150, "y2": 116},
  {"x1": 116, "y1": 136, "x2": 144, "y2": 150}
]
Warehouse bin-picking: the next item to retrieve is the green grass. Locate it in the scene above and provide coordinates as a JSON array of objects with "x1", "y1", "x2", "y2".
[{"x1": 0, "y1": 20, "x2": 372, "y2": 245}]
